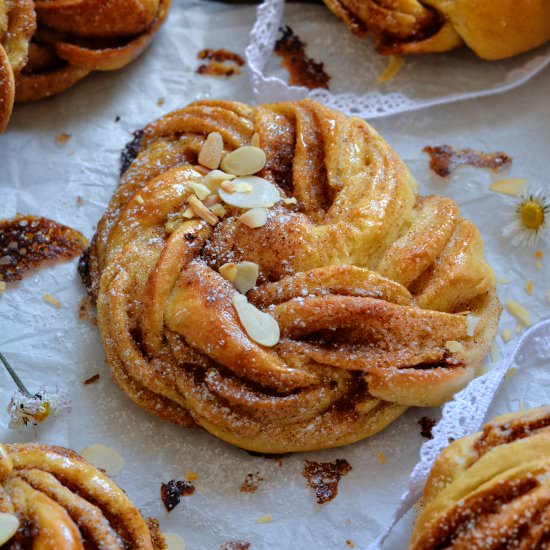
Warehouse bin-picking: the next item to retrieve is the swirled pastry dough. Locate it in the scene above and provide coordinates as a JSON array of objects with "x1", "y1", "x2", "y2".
[
  {"x1": 323, "y1": 0, "x2": 550, "y2": 60},
  {"x1": 0, "y1": 442, "x2": 165, "y2": 549},
  {"x1": 0, "y1": 0, "x2": 169, "y2": 131},
  {"x1": 84, "y1": 99, "x2": 500, "y2": 453},
  {"x1": 410, "y1": 406, "x2": 550, "y2": 549}
]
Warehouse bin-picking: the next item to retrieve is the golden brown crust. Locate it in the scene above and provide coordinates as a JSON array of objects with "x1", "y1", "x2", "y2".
[
  {"x1": 322, "y1": 0, "x2": 550, "y2": 59},
  {"x1": 0, "y1": 442, "x2": 164, "y2": 549},
  {"x1": 410, "y1": 406, "x2": 550, "y2": 549},
  {"x1": 86, "y1": 99, "x2": 500, "y2": 454},
  {"x1": 0, "y1": 0, "x2": 169, "y2": 128}
]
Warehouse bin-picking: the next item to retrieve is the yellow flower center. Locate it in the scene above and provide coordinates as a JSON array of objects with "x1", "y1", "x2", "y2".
[
  {"x1": 518, "y1": 200, "x2": 545, "y2": 230},
  {"x1": 33, "y1": 402, "x2": 51, "y2": 423}
]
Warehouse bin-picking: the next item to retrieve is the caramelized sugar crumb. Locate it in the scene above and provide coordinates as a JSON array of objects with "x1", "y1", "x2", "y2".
[
  {"x1": 197, "y1": 61, "x2": 241, "y2": 77},
  {"x1": 196, "y1": 49, "x2": 244, "y2": 78},
  {"x1": 418, "y1": 416, "x2": 436, "y2": 439},
  {"x1": 423, "y1": 145, "x2": 512, "y2": 177},
  {"x1": 274, "y1": 26, "x2": 330, "y2": 90},
  {"x1": 198, "y1": 49, "x2": 245, "y2": 66},
  {"x1": 160, "y1": 480, "x2": 195, "y2": 512},
  {"x1": 303, "y1": 459, "x2": 352, "y2": 504},
  {"x1": 55, "y1": 132, "x2": 71, "y2": 144},
  {"x1": 240, "y1": 472, "x2": 264, "y2": 493},
  {"x1": 83, "y1": 373, "x2": 100, "y2": 385},
  {"x1": 220, "y1": 542, "x2": 250, "y2": 550},
  {"x1": 0, "y1": 215, "x2": 88, "y2": 282}
]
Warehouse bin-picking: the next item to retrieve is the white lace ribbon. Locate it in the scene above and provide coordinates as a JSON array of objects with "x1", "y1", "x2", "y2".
[
  {"x1": 245, "y1": 0, "x2": 550, "y2": 119},
  {"x1": 366, "y1": 317, "x2": 550, "y2": 549}
]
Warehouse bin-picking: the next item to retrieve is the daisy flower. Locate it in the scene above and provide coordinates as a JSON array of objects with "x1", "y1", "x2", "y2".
[{"x1": 502, "y1": 187, "x2": 549, "y2": 247}]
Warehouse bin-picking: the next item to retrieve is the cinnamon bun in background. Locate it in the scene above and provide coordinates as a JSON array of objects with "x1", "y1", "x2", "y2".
[
  {"x1": 410, "y1": 406, "x2": 550, "y2": 549},
  {"x1": 0, "y1": 442, "x2": 165, "y2": 549},
  {"x1": 0, "y1": 0, "x2": 170, "y2": 132},
  {"x1": 322, "y1": 0, "x2": 550, "y2": 60},
  {"x1": 82, "y1": 99, "x2": 500, "y2": 454}
]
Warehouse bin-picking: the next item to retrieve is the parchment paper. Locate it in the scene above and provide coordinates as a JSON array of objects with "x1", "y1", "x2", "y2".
[{"x1": 0, "y1": 2, "x2": 549, "y2": 549}]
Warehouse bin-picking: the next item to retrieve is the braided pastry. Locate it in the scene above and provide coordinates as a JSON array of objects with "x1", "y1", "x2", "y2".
[
  {"x1": 410, "y1": 406, "x2": 550, "y2": 549},
  {"x1": 322, "y1": 0, "x2": 550, "y2": 60},
  {"x1": 83, "y1": 99, "x2": 500, "y2": 453},
  {"x1": 0, "y1": 0, "x2": 169, "y2": 131},
  {"x1": 0, "y1": 442, "x2": 165, "y2": 548}
]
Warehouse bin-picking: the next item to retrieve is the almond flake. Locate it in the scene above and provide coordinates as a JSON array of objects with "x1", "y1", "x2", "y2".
[
  {"x1": 0, "y1": 513, "x2": 19, "y2": 545},
  {"x1": 233, "y1": 262, "x2": 259, "y2": 293},
  {"x1": 181, "y1": 207, "x2": 195, "y2": 219},
  {"x1": 164, "y1": 220, "x2": 181, "y2": 233},
  {"x1": 203, "y1": 194, "x2": 220, "y2": 207},
  {"x1": 232, "y1": 294, "x2": 280, "y2": 347},
  {"x1": 219, "y1": 263, "x2": 237, "y2": 283},
  {"x1": 198, "y1": 132, "x2": 224, "y2": 170},
  {"x1": 282, "y1": 197, "x2": 297, "y2": 205},
  {"x1": 221, "y1": 146, "x2": 266, "y2": 176},
  {"x1": 376, "y1": 55, "x2": 404, "y2": 84},
  {"x1": 250, "y1": 133, "x2": 260, "y2": 147},
  {"x1": 185, "y1": 470, "x2": 198, "y2": 482},
  {"x1": 489, "y1": 178, "x2": 527, "y2": 197},
  {"x1": 81, "y1": 443, "x2": 124, "y2": 476},
  {"x1": 203, "y1": 170, "x2": 236, "y2": 192},
  {"x1": 239, "y1": 208, "x2": 268, "y2": 228},
  {"x1": 255, "y1": 514, "x2": 273, "y2": 524},
  {"x1": 376, "y1": 452, "x2": 386, "y2": 465},
  {"x1": 505, "y1": 367, "x2": 517, "y2": 378},
  {"x1": 189, "y1": 182, "x2": 211, "y2": 201},
  {"x1": 445, "y1": 340, "x2": 464, "y2": 353},
  {"x1": 135, "y1": 194, "x2": 145, "y2": 205},
  {"x1": 188, "y1": 195, "x2": 219, "y2": 226},
  {"x1": 495, "y1": 275, "x2": 510, "y2": 285},
  {"x1": 505, "y1": 299, "x2": 532, "y2": 327},
  {"x1": 220, "y1": 180, "x2": 236, "y2": 193},
  {"x1": 501, "y1": 329, "x2": 513, "y2": 342},
  {"x1": 43, "y1": 293, "x2": 61, "y2": 308},
  {"x1": 210, "y1": 204, "x2": 227, "y2": 217},
  {"x1": 163, "y1": 533, "x2": 185, "y2": 550},
  {"x1": 218, "y1": 176, "x2": 280, "y2": 209}
]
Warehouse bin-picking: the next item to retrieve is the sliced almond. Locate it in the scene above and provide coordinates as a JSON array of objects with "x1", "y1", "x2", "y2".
[
  {"x1": 239, "y1": 208, "x2": 268, "y2": 228},
  {"x1": 189, "y1": 182, "x2": 211, "y2": 201},
  {"x1": 198, "y1": 132, "x2": 224, "y2": 170},
  {"x1": 163, "y1": 533, "x2": 185, "y2": 550},
  {"x1": 233, "y1": 262, "x2": 259, "y2": 293},
  {"x1": 81, "y1": 444, "x2": 124, "y2": 476},
  {"x1": 188, "y1": 195, "x2": 219, "y2": 226},
  {"x1": 219, "y1": 262, "x2": 237, "y2": 283},
  {"x1": 255, "y1": 514, "x2": 273, "y2": 524},
  {"x1": 135, "y1": 194, "x2": 145, "y2": 205},
  {"x1": 221, "y1": 146, "x2": 266, "y2": 176},
  {"x1": 181, "y1": 207, "x2": 195, "y2": 219},
  {"x1": 43, "y1": 294, "x2": 61, "y2": 308},
  {"x1": 232, "y1": 294, "x2": 280, "y2": 347},
  {"x1": 0, "y1": 513, "x2": 19, "y2": 545},
  {"x1": 445, "y1": 340, "x2": 464, "y2": 353},
  {"x1": 501, "y1": 329, "x2": 513, "y2": 342},
  {"x1": 376, "y1": 55, "x2": 404, "y2": 84},
  {"x1": 203, "y1": 170, "x2": 236, "y2": 192},
  {"x1": 282, "y1": 197, "x2": 297, "y2": 205},
  {"x1": 250, "y1": 133, "x2": 260, "y2": 147},
  {"x1": 210, "y1": 204, "x2": 227, "y2": 217},
  {"x1": 218, "y1": 176, "x2": 280, "y2": 208},
  {"x1": 505, "y1": 299, "x2": 532, "y2": 327},
  {"x1": 203, "y1": 194, "x2": 220, "y2": 207},
  {"x1": 489, "y1": 178, "x2": 527, "y2": 197}
]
